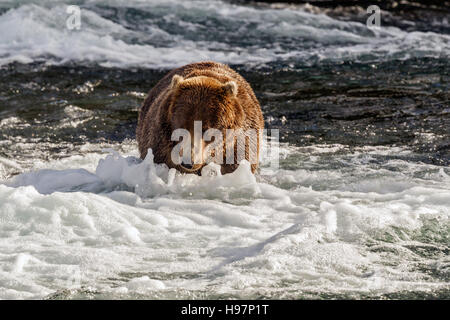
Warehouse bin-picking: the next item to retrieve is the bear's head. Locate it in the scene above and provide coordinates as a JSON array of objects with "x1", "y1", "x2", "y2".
[{"x1": 167, "y1": 74, "x2": 246, "y2": 173}]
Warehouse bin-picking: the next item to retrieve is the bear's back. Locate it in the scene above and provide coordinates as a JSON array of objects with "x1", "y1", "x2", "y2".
[{"x1": 138, "y1": 61, "x2": 259, "y2": 125}]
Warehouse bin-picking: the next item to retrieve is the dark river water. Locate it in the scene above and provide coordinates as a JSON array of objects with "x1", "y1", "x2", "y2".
[{"x1": 0, "y1": 0, "x2": 449, "y2": 299}]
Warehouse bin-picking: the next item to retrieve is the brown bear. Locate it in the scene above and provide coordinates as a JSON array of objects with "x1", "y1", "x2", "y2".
[{"x1": 136, "y1": 61, "x2": 264, "y2": 175}]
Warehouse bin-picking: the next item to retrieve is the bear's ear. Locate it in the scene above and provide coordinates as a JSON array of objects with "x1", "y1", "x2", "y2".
[
  {"x1": 170, "y1": 74, "x2": 184, "y2": 89},
  {"x1": 223, "y1": 81, "x2": 238, "y2": 98}
]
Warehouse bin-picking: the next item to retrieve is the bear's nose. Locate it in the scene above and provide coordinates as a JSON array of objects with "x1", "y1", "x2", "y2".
[{"x1": 181, "y1": 162, "x2": 193, "y2": 169}]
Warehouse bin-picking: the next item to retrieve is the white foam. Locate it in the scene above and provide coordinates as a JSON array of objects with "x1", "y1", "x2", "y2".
[
  {"x1": 0, "y1": 143, "x2": 449, "y2": 299},
  {"x1": 0, "y1": 1, "x2": 448, "y2": 68},
  {"x1": 0, "y1": 3, "x2": 271, "y2": 68},
  {"x1": 124, "y1": 276, "x2": 166, "y2": 292}
]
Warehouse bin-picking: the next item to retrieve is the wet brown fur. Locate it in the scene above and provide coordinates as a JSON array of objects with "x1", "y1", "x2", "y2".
[{"x1": 136, "y1": 61, "x2": 264, "y2": 174}]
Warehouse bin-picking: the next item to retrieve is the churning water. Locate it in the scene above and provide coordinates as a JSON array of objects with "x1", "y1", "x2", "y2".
[{"x1": 0, "y1": 0, "x2": 449, "y2": 299}]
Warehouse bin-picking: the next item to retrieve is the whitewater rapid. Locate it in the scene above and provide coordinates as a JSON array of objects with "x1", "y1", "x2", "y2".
[
  {"x1": 0, "y1": 0, "x2": 449, "y2": 68},
  {"x1": 1, "y1": 141, "x2": 449, "y2": 299},
  {"x1": 0, "y1": 0, "x2": 449, "y2": 300}
]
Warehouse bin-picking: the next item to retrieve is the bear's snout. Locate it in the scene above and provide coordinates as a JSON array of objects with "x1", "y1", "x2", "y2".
[
  {"x1": 178, "y1": 162, "x2": 204, "y2": 175},
  {"x1": 180, "y1": 161, "x2": 193, "y2": 169}
]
